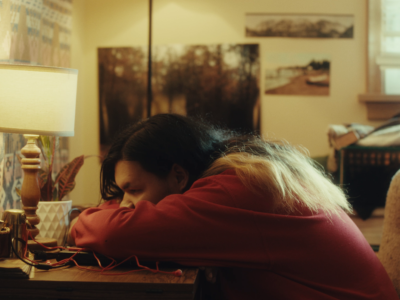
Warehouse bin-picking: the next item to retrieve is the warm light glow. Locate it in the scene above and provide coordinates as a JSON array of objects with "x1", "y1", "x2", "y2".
[{"x1": 0, "y1": 64, "x2": 78, "y2": 136}]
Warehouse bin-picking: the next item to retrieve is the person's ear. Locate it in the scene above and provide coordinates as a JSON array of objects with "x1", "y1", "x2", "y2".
[{"x1": 169, "y1": 164, "x2": 189, "y2": 193}]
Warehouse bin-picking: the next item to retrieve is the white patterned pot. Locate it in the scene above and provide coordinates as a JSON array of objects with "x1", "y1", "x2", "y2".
[{"x1": 36, "y1": 200, "x2": 72, "y2": 246}]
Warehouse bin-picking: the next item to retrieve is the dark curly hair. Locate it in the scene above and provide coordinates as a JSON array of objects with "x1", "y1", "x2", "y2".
[{"x1": 100, "y1": 114, "x2": 230, "y2": 200}]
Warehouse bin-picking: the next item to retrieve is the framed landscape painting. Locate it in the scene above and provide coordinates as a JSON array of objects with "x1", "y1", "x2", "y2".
[
  {"x1": 246, "y1": 13, "x2": 354, "y2": 38},
  {"x1": 264, "y1": 52, "x2": 331, "y2": 96}
]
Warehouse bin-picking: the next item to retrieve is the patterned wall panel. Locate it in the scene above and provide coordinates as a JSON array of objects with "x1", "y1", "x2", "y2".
[{"x1": 0, "y1": 0, "x2": 73, "y2": 215}]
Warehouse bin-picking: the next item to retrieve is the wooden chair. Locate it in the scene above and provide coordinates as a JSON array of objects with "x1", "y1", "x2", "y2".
[{"x1": 378, "y1": 169, "x2": 400, "y2": 295}]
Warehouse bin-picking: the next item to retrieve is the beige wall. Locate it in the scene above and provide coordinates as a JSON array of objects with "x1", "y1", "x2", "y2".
[{"x1": 70, "y1": 0, "x2": 374, "y2": 205}]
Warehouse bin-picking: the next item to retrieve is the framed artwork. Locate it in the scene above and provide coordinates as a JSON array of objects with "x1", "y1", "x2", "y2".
[
  {"x1": 98, "y1": 44, "x2": 260, "y2": 156},
  {"x1": 265, "y1": 52, "x2": 330, "y2": 96},
  {"x1": 246, "y1": 13, "x2": 354, "y2": 38}
]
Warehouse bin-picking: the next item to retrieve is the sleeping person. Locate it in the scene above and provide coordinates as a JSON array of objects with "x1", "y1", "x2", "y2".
[{"x1": 69, "y1": 113, "x2": 398, "y2": 300}]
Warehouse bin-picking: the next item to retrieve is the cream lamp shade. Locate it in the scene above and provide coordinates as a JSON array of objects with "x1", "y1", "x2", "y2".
[
  {"x1": 0, "y1": 64, "x2": 78, "y2": 136},
  {"x1": 0, "y1": 63, "x2": 78, "y2": 247}
]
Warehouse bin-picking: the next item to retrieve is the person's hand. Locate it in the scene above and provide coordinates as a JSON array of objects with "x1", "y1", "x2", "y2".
[
  {"x1": 67, "y1": 217, "x2": 79, "y2": 246},
  {"x1": 199, "y1": 267, "x2": 219, "y2": 283}
]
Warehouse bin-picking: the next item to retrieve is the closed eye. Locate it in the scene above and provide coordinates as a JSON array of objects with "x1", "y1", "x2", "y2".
[{"x1": 127, "y1": 190, "x2": 141, "y2": 194}]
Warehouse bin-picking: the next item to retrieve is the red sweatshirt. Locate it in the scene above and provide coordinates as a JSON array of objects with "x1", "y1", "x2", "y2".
[{"x1": 71, "y1": 170, "x2": 398, "y2": 299}]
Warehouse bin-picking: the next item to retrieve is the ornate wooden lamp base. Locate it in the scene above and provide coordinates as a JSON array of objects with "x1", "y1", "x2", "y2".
[{"x1": 20, "y1": 135, "x2": 58, "y2": 251}]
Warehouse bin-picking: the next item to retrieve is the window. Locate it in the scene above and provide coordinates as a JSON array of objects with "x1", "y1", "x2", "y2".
[{"x1": 368, "y1": 0, "x2": 400, "y2": 95}]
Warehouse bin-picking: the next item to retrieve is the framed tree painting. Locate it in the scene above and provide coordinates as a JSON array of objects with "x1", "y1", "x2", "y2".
[{"x1": 98, "y1": 44, "x2": 260, "y2": 156}]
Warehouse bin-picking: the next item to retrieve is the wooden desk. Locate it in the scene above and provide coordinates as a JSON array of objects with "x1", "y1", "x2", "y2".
[{"x1": 0, "y1": 264, "x2": 199, "y2": 300}]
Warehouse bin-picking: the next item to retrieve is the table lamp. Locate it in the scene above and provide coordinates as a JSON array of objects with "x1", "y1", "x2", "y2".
[{"x1": 0, "y1": 64, "x2": 78, "y2": 246}]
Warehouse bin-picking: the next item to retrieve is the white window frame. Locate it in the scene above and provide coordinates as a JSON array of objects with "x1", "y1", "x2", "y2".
[{"x1": 368, "y1": 0, "x2": 400, "y2": 95}]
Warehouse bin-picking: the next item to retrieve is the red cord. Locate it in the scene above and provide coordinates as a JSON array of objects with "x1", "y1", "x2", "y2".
[{"x1": 24, "y1": 232, "x2": 182, "y2": 277}]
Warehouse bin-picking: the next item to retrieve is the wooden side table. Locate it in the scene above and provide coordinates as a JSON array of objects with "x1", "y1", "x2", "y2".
[{"x1": 0, "y1": 264, "x2": 199, "y2": 300}]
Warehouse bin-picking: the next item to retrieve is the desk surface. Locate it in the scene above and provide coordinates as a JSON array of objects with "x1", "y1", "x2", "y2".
[{"x1": 0, "y1": 264, "x2": 199, "y2": 300}]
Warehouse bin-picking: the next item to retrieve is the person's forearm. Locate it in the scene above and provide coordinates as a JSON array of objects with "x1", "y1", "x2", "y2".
[
  {"x1": 67, "y1": 202, "x2": 116, "y2": 246},
  {"x1": 67, "y1": 217, "x2": 79, "y2": 246},
  {"x1": 70, "y1": 193, "x2": 267, "y2": 267}
]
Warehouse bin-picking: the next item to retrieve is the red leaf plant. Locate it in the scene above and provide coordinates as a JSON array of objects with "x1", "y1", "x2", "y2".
[
  {"x1": 38, "y1": 155, "x2": 85, "y2": 201},
  {"x1": 34, "y1": 136, "x2": 92, "y2": 201},
  {"x1": 15, "y1": 136, "x2": 98, "y2": 201}
]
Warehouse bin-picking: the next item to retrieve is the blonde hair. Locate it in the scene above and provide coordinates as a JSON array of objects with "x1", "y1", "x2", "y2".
[{"x1": 202, "y1": 137, "x2": 352, "y2": 217}]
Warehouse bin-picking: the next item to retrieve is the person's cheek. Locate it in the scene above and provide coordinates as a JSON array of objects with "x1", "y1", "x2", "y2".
[{"x1": 150, "y1": 189, "x2": 171, "y2": 205}]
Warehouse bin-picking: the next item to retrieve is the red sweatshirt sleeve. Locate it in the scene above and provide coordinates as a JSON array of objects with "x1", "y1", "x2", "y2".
[
  {"x1": 71, "y1": 173, "x2": 270, "y2": 268},
  {"x1": 98, "y1": 199, "x2": 120, "y2": 209}
]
